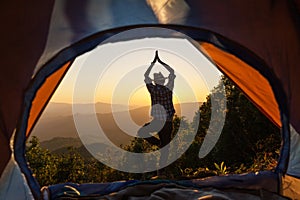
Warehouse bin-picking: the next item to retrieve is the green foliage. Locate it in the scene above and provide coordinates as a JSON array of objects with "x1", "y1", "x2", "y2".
[
  {"x1": 26, "y1": 76, "x2": 281, "y2": 185},
  {"x1": 214, "y1": 162, "x2": 228, "y2": 175},
  {"x1": 26, "y1": 136, "x2": 58, "y2": 186},
  {"x1": 193, "y1": 76, "x2": 280, "y2": 168}
]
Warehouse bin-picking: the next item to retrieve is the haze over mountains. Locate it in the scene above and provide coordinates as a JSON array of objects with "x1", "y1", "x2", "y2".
[{"x1": 31, "y1": 102, "x2": 202, "y2": 148}]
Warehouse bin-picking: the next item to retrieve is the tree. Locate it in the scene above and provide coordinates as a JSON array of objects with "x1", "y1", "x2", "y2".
[
  {"x1": 193, "y1": 76, "x2": 280, "y2": 167},
  {"x1": 26, "y1": 136, "x2": 58, "y2": 186}
]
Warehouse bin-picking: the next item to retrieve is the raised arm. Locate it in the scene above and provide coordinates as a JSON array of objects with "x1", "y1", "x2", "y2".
[
  {"x1": 144, "y1": 62, "x2": 155, "y2": 83},
  {"x1": 157, "y1": 54, "x2": 175, "y2": 90},
  {"x1": 144, "y1": 51, "x2": 159, "y2": 83}
]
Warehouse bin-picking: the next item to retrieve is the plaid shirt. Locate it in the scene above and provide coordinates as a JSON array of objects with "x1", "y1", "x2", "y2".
[{"x1": 145, "y1": 74, "x2": 176, "y2": 121}]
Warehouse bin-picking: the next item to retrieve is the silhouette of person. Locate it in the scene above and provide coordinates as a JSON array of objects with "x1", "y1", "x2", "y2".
[{"x1": 138, "y1": 50, "x2": 176, "y2": 172}]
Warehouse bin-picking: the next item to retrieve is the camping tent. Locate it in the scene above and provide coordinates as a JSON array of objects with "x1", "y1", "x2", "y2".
[{"x1": 0, "y1": 0, "x2": 299, "y2": 199}]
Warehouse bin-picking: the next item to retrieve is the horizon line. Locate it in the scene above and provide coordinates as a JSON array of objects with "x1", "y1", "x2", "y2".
[{"x1": 50, "y1": 101, "x2": 203, "y2": 106}]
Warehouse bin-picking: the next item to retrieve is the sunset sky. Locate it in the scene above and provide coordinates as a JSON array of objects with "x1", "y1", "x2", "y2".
[{"x1": 51, "y1": 37, "x2": 222, "y2": 107}]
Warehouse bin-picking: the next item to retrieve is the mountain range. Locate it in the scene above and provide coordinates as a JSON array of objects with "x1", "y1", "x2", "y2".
[{"x1": 31, "y1": 102, "x2": 202, "y2": 147}]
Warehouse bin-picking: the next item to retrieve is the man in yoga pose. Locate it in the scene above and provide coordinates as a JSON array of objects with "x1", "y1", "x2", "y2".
[{"x1": 138, "y1": 50, "x2": 176, "y2": 173}]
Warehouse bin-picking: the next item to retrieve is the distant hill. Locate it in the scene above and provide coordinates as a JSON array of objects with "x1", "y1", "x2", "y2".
[
  {"x1": 40, "y1": 137, "x2": 126, "y2": 159},
  {"x1": 31, "y1": 102, "x2": 202, "y2": 145},
  {"x1": 41, "y1": 102, "x2": 139, "y2": 119},
  {"x1": 40, "y1": 137, "x2": 83, "y2": 152},
  {"x1": 52, "y1": 144, "x2": 93, "y2": 158}
]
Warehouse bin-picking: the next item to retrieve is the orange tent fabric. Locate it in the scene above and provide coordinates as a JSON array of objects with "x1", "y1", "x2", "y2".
[
  {"x1": 200, "y1": 42, "x2": 281, "y2": 127},
  {"x1": 26, "y1": 62, "x2": 71, "y2": 137}
]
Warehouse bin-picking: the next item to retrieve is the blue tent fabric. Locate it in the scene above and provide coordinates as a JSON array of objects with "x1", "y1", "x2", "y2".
[
  {"x1": 45, "y1": 180, "x2": 139, "y2": 199},
  {"x1": 45, "y1": 171, "x2": 279, "y2": 199}
]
